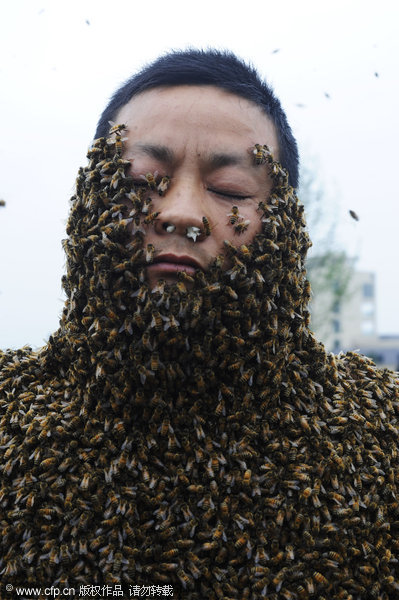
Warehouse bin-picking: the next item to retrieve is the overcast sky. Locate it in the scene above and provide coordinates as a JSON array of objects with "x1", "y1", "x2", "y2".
[{"x1": 1, "y1": 0, "x2": 398, "y2": 349}]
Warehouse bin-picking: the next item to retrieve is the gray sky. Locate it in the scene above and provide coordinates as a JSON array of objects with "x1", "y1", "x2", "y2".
[{"x1": 1, "y1": 0, "x2": 398, "y2": 349}]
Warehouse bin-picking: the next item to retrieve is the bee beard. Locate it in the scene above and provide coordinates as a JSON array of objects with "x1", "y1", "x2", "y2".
[{"x1": 53, "y1": 133, "x2": 313, "y2": 418}]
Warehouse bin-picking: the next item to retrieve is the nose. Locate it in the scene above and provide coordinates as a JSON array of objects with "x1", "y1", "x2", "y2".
[{"x1": 153, "y1": 176, "x2": 206, "y2": 241}]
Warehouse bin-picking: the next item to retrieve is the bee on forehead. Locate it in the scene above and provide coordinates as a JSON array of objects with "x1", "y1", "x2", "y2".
[{"x1": 108, "y1": 121, "x2": 127, "y2": 135}]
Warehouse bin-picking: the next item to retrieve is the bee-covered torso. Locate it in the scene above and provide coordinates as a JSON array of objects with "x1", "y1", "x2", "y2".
[{"x1": 1, "y1": 133, "x2": 399, "y2": 599}]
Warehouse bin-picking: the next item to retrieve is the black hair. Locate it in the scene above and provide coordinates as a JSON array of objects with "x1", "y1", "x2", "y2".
[{"x1": 94, "y1": 49, "x2": 299, "y2": 188}]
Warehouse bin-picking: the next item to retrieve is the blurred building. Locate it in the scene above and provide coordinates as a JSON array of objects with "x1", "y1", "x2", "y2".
[{"x1": 310, "y1": 269, "x2": 399, "y2": 370}]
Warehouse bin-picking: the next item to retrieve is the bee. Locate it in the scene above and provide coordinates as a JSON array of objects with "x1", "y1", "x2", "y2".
[
  {"x1": 80, "y1": 473, "x2": 90, "y2": 491},
  {"x1": 187, "y1": 560, "x2": 202, "y2": 580},
  {"x1": 253, "y1": 143, "x2": 268, "y2": 164},
  {"x1": 235, "y1": 532, "x2": 249, "y2": 549},
  {"x1": 40, "y1": 457, "x2": 57, "y2": 470},
  {"x1": 157, "y1": 176, "x2": 171, "y2": 196},
  {"x1": 145, "y1": 243, "x2": 155, "y2": 264},
  {"x1": 110, "y1": 167, "x2": 126, "y2": 189},
  {"x1": 150, "y1": 311, "x2": 162, "y2": 331},
  {"x1": 113, "y1": 134, "x2": 126, "y2": 156},
  {"x1": 304, "y1": 578, "x2": 315, "y2": 595},
  {"x1": 243, "y1": 469, "x2": 252, "y2": 486},
  {"x1": 177, "y1": 569, "x2": 191, "y2": 590},
  {"x1": 227, "y1": 205, "x2": 241, "y2": 225},
  {"x1": 24, "y1": 491, "x2": 36, "y2": 509},
  {"x1": 234, "y1": 219, "x2": 251, "y2": 234},
  {"x1": 48, "y1": 547, "x2": 59, "y2": 567},
  {"x1": 176, "y1": 281, "x2": 188, "y2": 295},
  {"x1": 202, "y1": 540, "x2": 218, "y2": 551},
  {"x1": 143, "y1": 211, "x2": 160, "y2": 225},
  {"x1": 240, "y1": 369, "x2": 254, "y2": 386},
  {"x1": 313, "y1": 571, "x2": 328, "y2": 585},
  {"x1": 141, "y1": 171, "x2": 158, "y2": 189},
  {"x1": 210, "y1": 523, "x2": 225, "y2": 542},
  {"x1": 108, "y1": 121, "x2": 127, "y2": 135},
  {"x1": 187, "y1": 484, "x2": 204, "y2": 495},
  {"x1": 202, "y1": 216, "x2": 213, "y2": 236},
  {"x1": 150, "y1": 351, "x2": 160, "y2": 372}
]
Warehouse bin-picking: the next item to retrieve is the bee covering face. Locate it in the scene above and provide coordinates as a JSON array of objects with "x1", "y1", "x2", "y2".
[{"x1": 115, "y1": 85, "x2": 279, "y2": 289}]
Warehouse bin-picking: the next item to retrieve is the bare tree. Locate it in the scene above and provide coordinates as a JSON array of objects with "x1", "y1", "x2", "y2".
[{"x1": 299, "y1": 165, "x2": 354, "y2": 338}]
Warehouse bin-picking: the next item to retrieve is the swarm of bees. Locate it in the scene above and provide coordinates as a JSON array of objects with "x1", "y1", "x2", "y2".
[{"x1": 0, "y1": 128, "x2": 399, "y2": 598}]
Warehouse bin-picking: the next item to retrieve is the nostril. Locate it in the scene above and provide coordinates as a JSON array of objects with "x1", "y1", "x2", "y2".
[{"x1": 163, "y1": 222, "x2": 176, "y2": 233}]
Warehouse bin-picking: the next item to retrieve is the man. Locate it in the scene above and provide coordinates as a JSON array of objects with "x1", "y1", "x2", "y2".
[{"x1": 1, "y1": 50, "x2": 398, "y2": 599}]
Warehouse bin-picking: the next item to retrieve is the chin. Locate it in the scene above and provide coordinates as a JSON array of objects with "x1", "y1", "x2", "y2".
[{"x1": 146, "y1": 272, "x2": 195, "y2": 290}]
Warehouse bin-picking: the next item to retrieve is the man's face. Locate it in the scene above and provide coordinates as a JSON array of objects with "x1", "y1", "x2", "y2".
[{"x1": 115, "y1": 85, "x2": 279, "y2": 289}]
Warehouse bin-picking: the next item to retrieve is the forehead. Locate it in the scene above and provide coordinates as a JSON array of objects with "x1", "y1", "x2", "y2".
[{"x1": 115, "y1": 85, "x2": 279, "y2": 160}]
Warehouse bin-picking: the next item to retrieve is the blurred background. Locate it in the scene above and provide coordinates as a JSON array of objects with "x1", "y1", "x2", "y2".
[{"x1": 0, "y1": 0, "x2": 398, "y2": 365}]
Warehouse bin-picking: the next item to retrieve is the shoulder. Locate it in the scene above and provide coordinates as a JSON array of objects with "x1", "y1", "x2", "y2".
[
  {"x1": 325, "y1": 350, "x2": 399, "y2": 448},
  {"x1": 336, "y1": 350, "x2": 399, "y2": 401}
]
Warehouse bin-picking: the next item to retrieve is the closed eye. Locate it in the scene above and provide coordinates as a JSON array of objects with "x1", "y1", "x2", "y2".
[{"x1": 208, "y1": 188, "x2": 250, "y2": 201}]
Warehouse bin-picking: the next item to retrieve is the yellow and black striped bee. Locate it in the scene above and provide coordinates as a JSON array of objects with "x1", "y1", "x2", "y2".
[
  {"x1": 145, "y1": 243, "x2": 155, "y2": 264},
  {"x1": 202, "y1": 216, "x2": 213, "y2": 236},
  {"x1": 108, "y1": 121, "x2": 127, "y2": 135},
  {"x1": 141, "y1": 171, "x2": 158, "y2": 189},
  {"x1": 157, "y1": 176, "x2": 171, "y2": 196},
  {"x1": 234, "y1": 219, "x2": 251, "y2": 234},
  {"x1": 227, "y1": 205, "x2": 241, "y2": 225},
  {"x1": 143, "y1": 211, "x2": 160, "y2": 226}
]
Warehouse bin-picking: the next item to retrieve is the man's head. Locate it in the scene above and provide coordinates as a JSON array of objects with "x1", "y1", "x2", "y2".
[
  {"x1": 95, "y1": 49, "x2": 299, "y2": 188},
  {"x1": 61, "y1": 52, "x2": 311, "y2": 386},
  {"x1": 93, "y1": 49, "x2": 299, "y2": 288},
  {"x1": 114, "y1": 85, "x2": 279, "y2": 288}
]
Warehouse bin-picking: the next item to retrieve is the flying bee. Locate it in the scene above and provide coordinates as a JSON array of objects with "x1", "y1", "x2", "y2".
[
  {"x1": 141, "y1": 171, "x2": 159, "y2": 189},
  {"x1": 234, "y1": 219, "x2": 251, "y2": 234},
  {"x1": 143, "y1": 211, "x2": 160, "y2": 225},
  {"x1": 157, "y1": 176, "x2": 171, "y2": 196}
]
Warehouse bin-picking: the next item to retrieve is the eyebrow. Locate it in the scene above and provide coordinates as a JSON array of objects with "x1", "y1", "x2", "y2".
[
  {"x1": 131, "y1": 143, "x2": 250, "y2": 169},
  {"x1": 133, "y1": 143, "x2": 175, "y2": 163}
]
